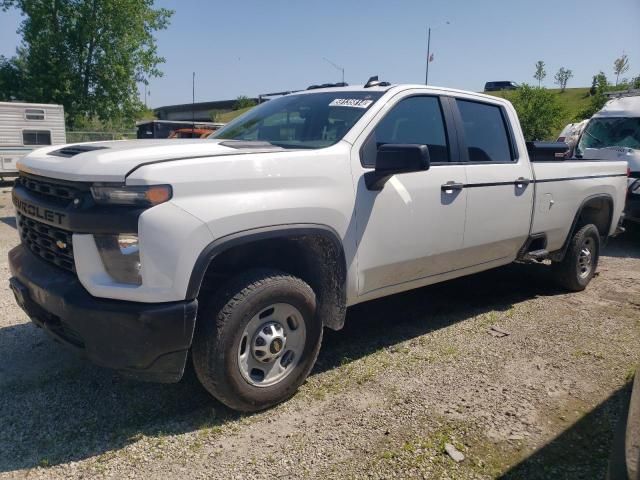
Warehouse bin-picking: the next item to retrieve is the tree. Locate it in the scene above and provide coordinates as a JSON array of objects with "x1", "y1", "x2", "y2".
[
  {"x1": 0, "y1": 0, "x2": 173, "y2": 127},
  {"x1": 533, "y1": 60, "x2": 546, "y2": 87},
  {"x1": 589, "y1": 74, "x2": 598, "y2": 96},
  {"x1": 613, "y1": 54, "x2": 630, "y2": 85},
  {"x1": 510, "y1": 84, "x2": 565, "y2": 141},
  {"x1": 554, "y1": 67, "x2": 573, "y2": 92},
  {"x1": 233, "y1": 96, "x2": 257, "y2": 110},
  {"x1": 579, "y1": 72, "x2": 609, "y2": 119},
  {"x1": 0, "y1": 55, "x2": 25, "y2": 100}
]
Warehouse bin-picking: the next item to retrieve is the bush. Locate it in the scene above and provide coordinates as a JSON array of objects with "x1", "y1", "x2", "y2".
[
  {"x1": 510, "y1": 84, "x2": 565, "y2": 141},
  {"x1": 209, "y1": 109, "x2": 223, "y2": 122},
  {"x1": 233, "y1": 96, "x2": 256, "y2": 110}
]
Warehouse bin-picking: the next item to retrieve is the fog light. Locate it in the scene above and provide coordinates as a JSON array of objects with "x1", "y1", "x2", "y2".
[{"x1": 94, "y1": 234, "x2": 141, "y2": 285}]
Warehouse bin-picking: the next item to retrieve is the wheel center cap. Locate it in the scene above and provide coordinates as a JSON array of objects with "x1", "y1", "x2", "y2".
[
  {"x1": 270, "y1": 338, "x2": 283, "y2": 354},
  {"x1": 251, "y1": 321, "x2": 287, "y2": 362}
]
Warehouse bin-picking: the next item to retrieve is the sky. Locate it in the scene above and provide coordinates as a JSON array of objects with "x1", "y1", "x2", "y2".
[{"x1": 1, "y1": 0, "x2": 639, "y2": 109}]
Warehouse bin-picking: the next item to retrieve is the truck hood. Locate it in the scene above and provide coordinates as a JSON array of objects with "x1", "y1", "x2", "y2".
[
  {"x1": 582, "y1": 146, "x2": 640, "y2": 172},
  {"x1": 17, "y1": 139, "x2": 286, "y2": 182}
]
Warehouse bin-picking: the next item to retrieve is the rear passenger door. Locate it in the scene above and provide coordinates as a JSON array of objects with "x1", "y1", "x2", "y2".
[{"x1": 453, "y1": 98, "x2": 534, "y2": 264}]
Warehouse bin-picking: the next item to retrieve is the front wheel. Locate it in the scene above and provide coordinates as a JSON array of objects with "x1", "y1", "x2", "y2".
[
  {"x1": 552, "y1": 223, "x2": 600, "y2": 291},
  {"x1": 192, "y1": 269, "x2": 322, "y2": 412}
]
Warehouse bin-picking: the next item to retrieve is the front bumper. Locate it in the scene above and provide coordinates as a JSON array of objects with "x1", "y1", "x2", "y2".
[{"x1": 8, "y1": 245, "x2": 197, "y2": 383}]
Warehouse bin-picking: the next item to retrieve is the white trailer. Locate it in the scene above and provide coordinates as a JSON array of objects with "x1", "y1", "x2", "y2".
[{"x1": 0, "y1": 102, "x2": 66, "y2": 180}]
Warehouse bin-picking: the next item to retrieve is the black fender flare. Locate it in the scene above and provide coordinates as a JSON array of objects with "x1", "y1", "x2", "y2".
[
  {"x1": 551, "y1": 193, "x2": 614, "y2": 261},
  {"x1": 185, "y1": 223, "x2": 348, "y2": 329}
]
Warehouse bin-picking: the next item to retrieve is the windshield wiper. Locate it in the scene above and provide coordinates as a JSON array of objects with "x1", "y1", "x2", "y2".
[
  {"x1": 217, "y1": 140, "x2": 283, "y2": 149},
  {"x1": 584, "y1": 130, "x2": 603, "y2": 146},
  {"x1": 268, "y1": 142, "x2": 318, "y2": 150}
]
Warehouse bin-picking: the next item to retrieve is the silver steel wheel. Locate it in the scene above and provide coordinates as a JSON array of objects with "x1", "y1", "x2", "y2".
[
  {"x1": 577, "y1": 237, "x2": 595, "y2": 279},
  {"x1": 237, "y1": 303, "x2": 306, "y2": 387}
]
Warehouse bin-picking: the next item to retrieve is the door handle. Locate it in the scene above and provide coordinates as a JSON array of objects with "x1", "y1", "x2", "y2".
[
  {"x1": 441, "y1": 181, "x2": 465, "y2": 193},
  {"x1": 515, "y1": 177, "x2": 531, "y2": 187}
]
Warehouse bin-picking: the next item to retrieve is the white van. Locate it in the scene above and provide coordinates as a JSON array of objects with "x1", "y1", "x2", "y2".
[
  {"x1": 0, "y1": 102, "x2": 66, "y2": 180},
  {"x1": 576, "y1": 92, "x2": 640, "y2": 176}
]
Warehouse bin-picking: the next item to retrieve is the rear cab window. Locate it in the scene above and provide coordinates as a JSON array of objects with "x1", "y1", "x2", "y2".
[{"x1": 456, "y1": 99, "x2": 515, "y2": 163}]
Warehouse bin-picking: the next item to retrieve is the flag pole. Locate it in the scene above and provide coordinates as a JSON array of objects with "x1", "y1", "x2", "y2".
[{"x1": 425, "y1": 27, "x2": 431, "y2": 85}]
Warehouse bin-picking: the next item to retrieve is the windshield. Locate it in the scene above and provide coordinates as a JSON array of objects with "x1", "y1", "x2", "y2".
[
  {"x1": 212, "y1": 91, "x2": 383, "y2": 149},
  {"x1": 576, "y1": 117, "x2": 640, "y2": 155}
]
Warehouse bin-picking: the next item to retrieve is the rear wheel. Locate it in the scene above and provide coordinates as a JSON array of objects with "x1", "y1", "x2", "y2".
[
  {"x1": 192, "y1": 269, "x2": 322, "y2": 412},
  {"x1": 552, "y1": 224, "x2": 600, "y2": 291}
]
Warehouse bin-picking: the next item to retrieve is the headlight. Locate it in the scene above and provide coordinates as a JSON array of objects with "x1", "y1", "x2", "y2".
[
  {"x1": 94, "y1": 234, "x2": 141, "y2": 285},
  {"x1": 91, "y1": 185, "x2": 172, "y2": 206},
  {"x1": 631, "y1": 179, "x2": 640, "y2": 195}
]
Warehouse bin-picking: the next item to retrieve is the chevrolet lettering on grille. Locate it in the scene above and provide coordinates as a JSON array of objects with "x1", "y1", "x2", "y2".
[{"x1": 13, "y1": 194, "x2": 66, "y2": 225}]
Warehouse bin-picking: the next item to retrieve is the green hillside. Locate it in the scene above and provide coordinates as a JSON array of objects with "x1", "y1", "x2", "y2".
[{"x1": 487, "y1": 87, "x2": 592, "y2": 138}]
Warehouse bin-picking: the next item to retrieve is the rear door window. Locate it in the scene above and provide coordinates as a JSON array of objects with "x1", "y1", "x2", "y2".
[{"x1": 456, "y1": 100, "x2": 514, "y2": 162}]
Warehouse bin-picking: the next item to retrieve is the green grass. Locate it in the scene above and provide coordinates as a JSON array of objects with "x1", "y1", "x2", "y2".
[
  {"x1": 216, "y1": 106, "x2": 253, "y2": 123},
  {"x1": 486, "y1": 87, "x2": 592, "y2": 138}
]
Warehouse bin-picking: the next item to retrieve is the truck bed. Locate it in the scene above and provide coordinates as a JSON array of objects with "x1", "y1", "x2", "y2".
[{"x1": 530, "y1": 159, "x2": 627, "y2": 252}]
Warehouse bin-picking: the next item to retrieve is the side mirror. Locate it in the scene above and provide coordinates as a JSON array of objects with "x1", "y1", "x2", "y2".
[{"x1": 365, "y1": 144, "x2": 430, "y2": 190}]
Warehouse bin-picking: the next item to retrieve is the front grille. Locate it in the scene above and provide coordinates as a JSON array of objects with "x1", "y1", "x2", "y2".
[
  {"x1": 17, "y1": 213, "x2": 75, "y2": 272},
  {"x1": 15, "y1": 174, "x2": 86, "y2": 206}
]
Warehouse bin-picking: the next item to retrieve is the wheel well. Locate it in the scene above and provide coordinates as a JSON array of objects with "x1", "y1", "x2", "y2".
[
  {"x1": 551, "y1": 195, "x2": 613, "y2": 262},
  {"x1": 197, "y1": 233, "x2": 347, "y2": 331},
  {"x1": 575, "y1": 196, "x2": 613, "y2": 238}
]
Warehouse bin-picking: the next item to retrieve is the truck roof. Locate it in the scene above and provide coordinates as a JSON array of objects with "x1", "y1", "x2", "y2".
[
  {"x1": 292, "y1": 83, "x2": 510, "y2": 105},
  {"x1": 594, "y1": 95, "x2": 640, "y2": 118}
]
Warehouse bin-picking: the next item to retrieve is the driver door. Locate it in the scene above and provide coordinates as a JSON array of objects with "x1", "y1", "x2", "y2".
[{"x1": 351, "y1": 93, "x2": 468, "y2": 298}]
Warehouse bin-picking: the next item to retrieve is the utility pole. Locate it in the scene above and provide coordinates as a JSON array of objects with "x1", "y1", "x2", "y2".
[
  {"x1": 323, "y1": 57, "x2": 345, "y2": 84},
  {"x1": 192, "y1": 72, "x2": 195, "y2": 128}
]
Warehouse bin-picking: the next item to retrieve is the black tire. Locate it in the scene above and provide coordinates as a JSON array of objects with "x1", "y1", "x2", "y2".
[
  {"x1": 192, "y1": 269, "x2": 322, "y2": 412},
  {"x1": 552, "y1": 223, "x2": 600, "y2": 292}
]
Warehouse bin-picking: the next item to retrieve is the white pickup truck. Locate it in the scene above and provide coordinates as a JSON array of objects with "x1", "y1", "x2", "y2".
[{"x1": 8, "y1": 81, "x2": 628, "y2": 411}]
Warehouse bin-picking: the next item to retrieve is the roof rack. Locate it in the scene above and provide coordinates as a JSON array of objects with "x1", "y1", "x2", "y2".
[
  {"x1": 306, "y1": 82, "x2": 349, "y2": 90},
  {"x1": 604, "y1": 88, "x2": 640, "y2": 98},
  {"x1": 364, "y1": 75, "x2": 391, "y2": 88}
]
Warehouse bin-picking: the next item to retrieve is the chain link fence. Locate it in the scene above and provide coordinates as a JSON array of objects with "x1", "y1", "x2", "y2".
[{"x1": 66, "y1": 131, "x2": 137, "y2": 143}]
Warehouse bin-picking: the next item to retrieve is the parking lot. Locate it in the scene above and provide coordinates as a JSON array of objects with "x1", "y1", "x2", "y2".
[{"x1": 0, "y1": 184, "x2": 638, "y2": 479}]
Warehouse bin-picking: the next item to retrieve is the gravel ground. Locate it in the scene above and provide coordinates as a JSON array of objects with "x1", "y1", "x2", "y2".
[{"x1": 0, "y1": 185, "x2": 638, "y2": 479}]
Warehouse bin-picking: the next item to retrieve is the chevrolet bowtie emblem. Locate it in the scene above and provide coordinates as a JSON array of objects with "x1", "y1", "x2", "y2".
[{"x1": 55, "y1": 240, "x2": 67, "y2": 250}]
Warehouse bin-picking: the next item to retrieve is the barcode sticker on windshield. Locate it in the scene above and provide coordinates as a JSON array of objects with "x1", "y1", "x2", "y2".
[{"x1": 329, "y1": 98, "x2": 373, "y2": 108}]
